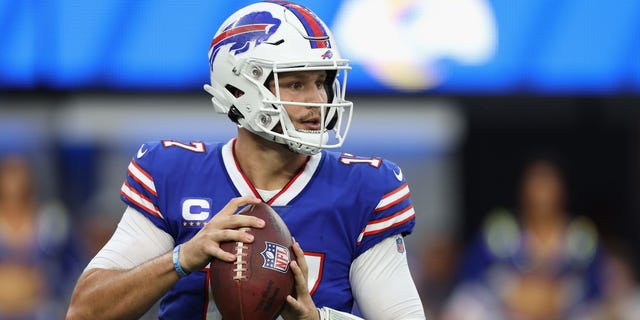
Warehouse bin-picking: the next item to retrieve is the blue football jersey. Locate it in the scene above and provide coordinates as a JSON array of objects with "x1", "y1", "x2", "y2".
[{"x1": 120, "y1": 139, "x2": 416, "y2": 319}]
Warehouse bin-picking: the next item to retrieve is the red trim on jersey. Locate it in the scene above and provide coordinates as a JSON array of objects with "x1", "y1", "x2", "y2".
[
  {"x1": 365, "y1": 205, "x2": 415, "y2": 237},
  {"x1": 381, "y1": 182, "x2": 409, "y2": 201},
  {"x1": 202, "y1": 267, "x2": 211, "y2": 319},
  {"x1": 267, "y1": 160, "x2": 309, "y2": 206},
  {"x1": 375, "y1": 183, "x2": 410, "y2": 212},
  {"x1": 231, "y1": 139, "x2": 262, "y2": 199},
  {"x1": 120, "y1": 182, "x2": 162, "y2": 219},
  {"x1": 375, "y1": 192, "x2": 410, "y2": 212},
  {"x1": 304, "y1": 251, "x2": 325, "y2": 296},
  {"x1": 129, "y1": 160, "x2": 158, "y2": 197},
  {"x1": 230, "y1": 139, "x2": 311, "y2": 204}
]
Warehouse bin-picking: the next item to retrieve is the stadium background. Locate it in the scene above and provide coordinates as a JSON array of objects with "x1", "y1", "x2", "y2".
[{"x1": 1, "y1": 0, "x2": 639, "y2": 318}]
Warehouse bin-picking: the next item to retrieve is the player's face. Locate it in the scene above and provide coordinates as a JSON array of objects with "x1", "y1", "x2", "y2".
[
  {"x1": 269, "y1": 70, "x2": 328, "y2": 132},
  {"x1": 521, "y1": 160, "x2": 565, "y2": 211}
]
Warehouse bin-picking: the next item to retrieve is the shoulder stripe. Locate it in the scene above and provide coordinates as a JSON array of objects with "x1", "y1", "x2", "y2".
[
  {"x1": 357, "y1": 205, "x2": 415, "y2": 245},
  {"x1": 120, "y1": 182, "x2": 163, "y2": 219},
  {"x1": 375, "y1": 183, "x2": 410, "y2": 212},
  {"x1": 128, "y1": 160, "x2": 158, "y2": 197}
]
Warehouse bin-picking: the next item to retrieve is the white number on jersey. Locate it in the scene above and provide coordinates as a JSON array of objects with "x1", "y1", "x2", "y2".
[
  {"x1": 162, "y1": 140, "x2": 206, "y2": 153},
  {"x1": 304, "y1": 252, "x2": 325, "y2": 295},
  {"x1": 339, "y1": 153, "x2": 382, "y2": 168}
]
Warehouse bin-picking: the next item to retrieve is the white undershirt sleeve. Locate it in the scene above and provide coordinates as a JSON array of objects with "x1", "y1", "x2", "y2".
[
  {"x1": 350, "y1": 235, "x2": 426, "y2": 320},
  {"x1": 85, "y1": 206, "x2": 175, "y2": 271}
]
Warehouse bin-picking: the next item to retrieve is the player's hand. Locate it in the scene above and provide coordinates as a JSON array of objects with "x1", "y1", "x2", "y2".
[
  {"x1": 282, "y1": 239, "x2": 320, "y2": 320},
  {"x1": 178, "y1": 196, "x2": 264, "y2": 273}
]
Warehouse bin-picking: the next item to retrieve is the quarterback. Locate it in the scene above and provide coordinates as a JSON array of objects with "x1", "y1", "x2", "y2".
[{"x1": 66, "y1": 1, "x2": 425, "y2": 319}]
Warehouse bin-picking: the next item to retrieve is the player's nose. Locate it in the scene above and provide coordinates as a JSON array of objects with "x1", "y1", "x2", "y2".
[{"x1": 305, "y1": 84, "x2": 327, "y2": 105}]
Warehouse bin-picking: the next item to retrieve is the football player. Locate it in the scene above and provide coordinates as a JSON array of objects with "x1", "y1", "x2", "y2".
[{"x1": 66, "y1": 2, "x2": 425, "y2": 319}]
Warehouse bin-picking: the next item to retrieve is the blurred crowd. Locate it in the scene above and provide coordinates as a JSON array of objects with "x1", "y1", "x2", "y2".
[
  {"x1": 417, "y1": 156, "x2": 640, "y2": 320},
  {"x1": 0, "y1": 151, "x2": 638, "y2": 320},
  {"x1": 0, "y1": 155, "x2": 80, "y2": 319}
]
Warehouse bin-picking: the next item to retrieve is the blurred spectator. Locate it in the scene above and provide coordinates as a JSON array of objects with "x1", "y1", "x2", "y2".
[
  {"x1": 442, "y1": 155, "x2": 604, "y2": 320},
  {"x1": 76, "y1": 190, "x2": 122, "y2": 261},
  {"x1": 573, "y1": 239, "x2": 640, "y2": 320},
  {"x1": 416, "y1": 233, "x2": 461, "y2": 319},
  {"x1": 0, "y1": 155, "x2": 79, "y2": 319}
]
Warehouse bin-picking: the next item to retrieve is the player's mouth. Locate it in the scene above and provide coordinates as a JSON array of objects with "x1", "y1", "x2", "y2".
[{"x1": 298, "y1": 116, "x2": 322, "y2": 132}]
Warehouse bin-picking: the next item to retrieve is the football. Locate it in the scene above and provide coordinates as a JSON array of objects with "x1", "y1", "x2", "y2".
[{"x1": 210, "y1": 202, "x2": 294, "y2": 320}]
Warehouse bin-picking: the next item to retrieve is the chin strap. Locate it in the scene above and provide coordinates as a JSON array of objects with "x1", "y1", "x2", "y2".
[{"x1": 317, "y1": 307, "x2": 364, "y2": 320}]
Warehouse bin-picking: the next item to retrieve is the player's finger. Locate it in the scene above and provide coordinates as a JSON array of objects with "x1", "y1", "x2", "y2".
[
  {"x1": 179, "y1": 235, "x2": 239, "y2": 270},
  {"x1": 291, "y1": 240, "x2": 309, "y2": 278},
  {"x1": 220, "y1": 214, "x2": 265, "y2": 230},
  {"x1": 210, "y1": 196, "x2": 264, "y2": 228},
  {"x1": 290, "y1": 260, "x2": 310, "y2": 295},
  {"x1": 204, "y1": 213, "x2": 264, "y2": 230},
  {"x1": 208, "y1": 228, "x2": 255, "y2": 244},
  {"x1": 285, "y1": 295, "x2": 304, "y2": 314},
  {"x1": 206, "y1": 245, "x2": 237, "y2": 262},
  {"x1": 217, "y1": 196, "x2": 262, "y2": 217}
]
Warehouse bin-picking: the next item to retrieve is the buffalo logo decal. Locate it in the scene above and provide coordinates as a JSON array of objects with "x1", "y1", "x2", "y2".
[{"x1": 209, "y1": 11, "x2": 281, "y2": 67}]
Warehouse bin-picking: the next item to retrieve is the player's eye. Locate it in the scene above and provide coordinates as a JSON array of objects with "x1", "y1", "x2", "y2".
[{"x1": 287, "y1": 81, "x2": 303, "y2": 90}]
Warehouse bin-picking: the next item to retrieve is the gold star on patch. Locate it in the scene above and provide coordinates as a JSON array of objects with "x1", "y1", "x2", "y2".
[
  {"x1": 189, "y1": 222, "x2": 194, "y2": 226},
  {"x1": 196, "y1": 222, "x2": 201, "y2": 226}
]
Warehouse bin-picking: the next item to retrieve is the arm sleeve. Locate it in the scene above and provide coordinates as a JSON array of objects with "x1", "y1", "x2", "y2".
[
  {"x1": 84, "y1": 206, "x2": 175, "y2": 271},
  {"x1": 350, "y1": 235, "x2": 426, "y2": 320}
]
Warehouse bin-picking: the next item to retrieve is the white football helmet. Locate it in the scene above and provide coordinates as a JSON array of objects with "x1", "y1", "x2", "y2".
[{"x1": 203, "y1": 1, "x2": 353, "y2": 155}]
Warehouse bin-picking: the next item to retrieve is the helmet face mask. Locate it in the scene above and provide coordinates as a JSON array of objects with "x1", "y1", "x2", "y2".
[{"x1": 204, "y1": 1, "x2": 353, "y2": 155}]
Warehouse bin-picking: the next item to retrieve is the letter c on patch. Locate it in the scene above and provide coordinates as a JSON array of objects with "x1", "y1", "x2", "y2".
[{"x1": 182, "y1": 198, "x2": 211, "y2": 221}]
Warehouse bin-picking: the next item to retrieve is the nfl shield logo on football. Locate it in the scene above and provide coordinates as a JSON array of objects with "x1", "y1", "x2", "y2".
[{"x1": 260, "y1": 241, "x2": 290, "y2": 273}]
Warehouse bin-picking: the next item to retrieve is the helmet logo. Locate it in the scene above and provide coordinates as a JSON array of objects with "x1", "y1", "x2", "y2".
[
  {"x1": 209, "y1": 11, "x2": 281, "y2": 67},
  {"x1": 321, "y1": 50, "x2": 333, "y2": 60}
]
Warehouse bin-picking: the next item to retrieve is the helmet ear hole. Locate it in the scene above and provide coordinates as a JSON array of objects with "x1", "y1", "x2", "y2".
[
  {"x1": 223, "y1": 85, "x2": 244, "y2": 124},
  {"x1": 225, "y1": 85, "x2": 245, "y2": 98}
]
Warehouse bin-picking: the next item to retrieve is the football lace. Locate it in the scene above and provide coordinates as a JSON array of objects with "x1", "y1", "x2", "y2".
[{"x1": 233, "y1": 238, "x2": 249, "y2": 280}]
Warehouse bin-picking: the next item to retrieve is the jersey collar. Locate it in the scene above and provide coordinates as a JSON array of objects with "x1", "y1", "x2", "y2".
[{"x1": 221, "y1": 138, "x2": 322, "y2": 206}]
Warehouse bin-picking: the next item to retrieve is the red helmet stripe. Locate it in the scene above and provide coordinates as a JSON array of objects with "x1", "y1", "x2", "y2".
[
  {"x1": 275, "y1": 1, "x2": 330, "y2": 48},
  {"x1": 210, "y1": 24, "x2": 271, "y2": 50}
]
